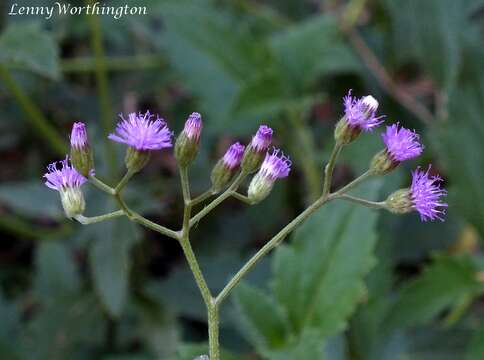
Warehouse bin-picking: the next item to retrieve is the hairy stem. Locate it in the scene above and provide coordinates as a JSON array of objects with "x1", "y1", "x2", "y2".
[
  {"x1": 322, "y1": 143, "x2": 343, "y2": 197},
  {"x1": 74, "y1": 210, "x2": 124, "y2": 224},
  {"x1": 190, "y1": 190, "x2": 214, "y2": 207},
  {"x1": 335, "y1": 194, "x2": 386, "y2": 209},
  {"x1": 114, "y1": 170, "x2": 134, "y2": 194},
  {"x1": 189, "y1": 172, "x2": 246, "y2": 228},
  {"x1": 333, "y1": 170, "x2": 373, "y2": 196},
  {"x1": 231, "y1": 192, "x2": 253, "y2": 205}
]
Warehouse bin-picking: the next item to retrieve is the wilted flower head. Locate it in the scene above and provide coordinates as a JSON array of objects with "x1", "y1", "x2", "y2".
[
  {"x1": 70, "y1": 122, "x2": 88, "y2": 149},
  {"x1": 382, "y1": 123, "x2": 423, "y2": 162},
  {"x1": 108, "y1": 111, "x2": 173, "y2": 151},
  {"x1": 44, "y1": 157, "x2": 87, "y2": 218},
  {"x1": 44, "y1": 157, "x2": 87, "y2": 191},
  {"x1": 343, "y1": 90, "x2": 384, "y2": 131},
  {"x1": 223, "y1": 142, "x2": 245, "y2": 169},
  {"x1": 410, "y1": 166, "x2": 448, "y2": 221},
  {"x1": 182, "y1": 112, "x2": 203, "y2": 142},
  {"x1": 251, "y1": 125, "x2": 273, "y2": 152}
]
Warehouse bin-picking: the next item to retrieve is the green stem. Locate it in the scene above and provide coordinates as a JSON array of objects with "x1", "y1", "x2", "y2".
[
  {"x1": 190, "y1": 190, "x2": 214, "y2": 207},
  {"x1": 0, "y1": 65, "x2": 66, "y2": 155},
  {"x1": 215, "y1": 194, "x2": 331, "y2": 305},
  {"x1": 114, "y1": 170, "x2": 134, "y2": 194},
  {"x1": 335, "y1": 194, "x2": 386, "y2": 209},
  {"x1": 231, "y1": 192, "x2": 253, "y2": 205},
  {"x1": 89, "y1": 175, "x2": 115, "y2": 194},
  {"x1": 86, "y1": 0, "x2": 116, "y2": 177},
  {"x1": 208, "y1": 303, "x2": 220, "y2": 360},
  {"x1": 322, "y1": 143, "x2": 343, "y2": 198},
  {"x1": 74, "y1": 210, "x2": 124, "y2": 224},
  {"x1": 189, "y1": 172, "x2": 246, "y2": 228},
  {"x1": 333, "y1": 170, "x2": 373, "y2": 196}
]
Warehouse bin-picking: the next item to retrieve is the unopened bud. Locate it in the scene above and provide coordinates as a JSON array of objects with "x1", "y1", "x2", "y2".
[
  {"x1": 241, "y1": 125, "x2": 273, "y2": 173},
  {"x1": 175, "y1": 112, "x2": 203, "y2": 167},
  {"x1": 70, "y1": 122, "x2": 94, "y2": 177},
  {"x1": 211, "y1": 142, "x2": 245, "y2": 193},
  {"x1": 385, "y1": 188, "x2": 413, "y2": 215},
  {"x1": 369, "y1": 149, "x2": 398, "y2": 176}
]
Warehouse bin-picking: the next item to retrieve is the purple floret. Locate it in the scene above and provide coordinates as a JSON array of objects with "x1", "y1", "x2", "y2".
[
  {"x1": 70, "y1": 122, "x2": 88, "y2": 149},
  {"x1": 183, "y1": 112, "x2": 203, "y2": 141},
  {"x1": 223, "y1": 142, "x2": 245, "y2": 169},
  {"x1": 251, "y1": 125, "x2": 273, "y2": 152},
  {"x1": 382, "y1": 123, "x2": 423, "y2": 162},
  {"x1": 410, "y1": 166, "x2": 448, "y2": 222},
  {"x1": 108, "y1": 111, "x2": 173, "y2": 151},
  {"x1": 44, "y1": 157, "x2": 87, "y2": 191},
  {"x1": 343, "y1": 90, "x2": 384, "y2": 131},
  {"x1": 259, "y1": 148, "x2": 291, "y2": 181}
]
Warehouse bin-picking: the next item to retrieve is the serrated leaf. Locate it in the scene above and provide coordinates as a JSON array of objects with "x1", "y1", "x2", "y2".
[
  {"x1": 89, "y1": 218, "x2": 140, "y2": 317},
  {"x1": 385, "y1": 255, "x2": 483, "y2": 329},
  {"x1": 272, "y1": 181, "x2": 381, "y2": 337},
  {"x1": 234, "y1": 282, "x2": 289, "y2": 353},
  {"x1": 0, "y1": 23, "x2": 60, "y2": 79}
]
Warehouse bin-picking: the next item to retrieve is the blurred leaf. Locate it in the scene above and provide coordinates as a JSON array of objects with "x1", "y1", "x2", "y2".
[
  {"x1": 0, "y1": 181, "x2": 62, "y2": 218},
  {"x1": 467, "y1": 326, "x2": 484, "y2": 360},
  {"x1": 385, "y1": 255, "x2": 484, "y2": 329},
  {"x1": 234, "y1": 282, "x2": 289, "y2": 353},
  {"x1": 270, "y1": 14, "x2": 360, "y2": 91},
  {"x1": 384, "y1": 0, "x2": 467, "y2": 89},
  {"x1": 0, "y1": 292, "x2": 20, "y2": 360},
  {"x1": 267, "y1": 330, "x2": 325, "y2": 360},
  {"x1": 89, "y1": 218, "x2": 140, "y2": 317},
  {"x1": 272, "y1": 180, "x2": 381, "y2": 338},
  {"x1": 34, "y1": 241, "x2": 80, "y2": 303},
  {"x1": 173, "y1": 343, "x2": 243, "y2": 360},
  {"x1": 0, "y1": 22, "x2": 60, "y2": 79}
]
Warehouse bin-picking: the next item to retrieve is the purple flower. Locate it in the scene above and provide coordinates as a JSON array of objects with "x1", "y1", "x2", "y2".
[
  {"x1": 382, "y1": 123, "x2": 424, "y2": 162},
  {"x1": 44, "y1": 157, "x2": 87, "y2": 191},
  {"x1": 251, "y1": 125, "x2": 273, "y2": 152},
  {"x1": 70, "y1": 122, "x2": 88, "y2": 149},
  {"x1": 259, "y1": 148, "x2": 291, "y2": 181},
  {"x1": 108, "y1": 111, "x2": 173, "y2": 151},
  {"x1": 182, "y1": 112, "x2": 203, "y2": 142},
  {"x1": 343, "y1": 90, "x2": 384, "y2": 131},
  {"x1": 410, "y1": 166, "x2": 448, "y2": 222},
  {"x1": 223, "y1": 142, "x2": 245, "y2": 169}
]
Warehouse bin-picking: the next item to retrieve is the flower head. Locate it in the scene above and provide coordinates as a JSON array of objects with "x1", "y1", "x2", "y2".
[
  {"x1": 382, "y1": 123, "x2": 423, "y2": 162},
  {"x1": 251, "y1": 125, "x2": 273, "y2": 152},
  {"x1": 108, "y1": 111, "x2": 173, "y2": 151},
  {"x1": 258, "y1": 148, "x2": 291, "y2": 181},
  {"x1": 182, "y1": 112, "x2": 203, "y2": 141},
  {"x1": 44, "y1": 157, "x2": 87, "y2": 191},
  {"x1": 44, "y1": 157, "x2": 87, "y2": 218},
  {"x1": 410, "y1": 166, "x2": 448, "y2": 221},
  {"x1": 70, "y1": 122, "x2": 89, "y2": 149},
  {"x1": 223, "y1": 142, "x2": 245, "y2": 169},
  {"x1": 343, "y1": 90, "x2": 384, "y2": 131}
]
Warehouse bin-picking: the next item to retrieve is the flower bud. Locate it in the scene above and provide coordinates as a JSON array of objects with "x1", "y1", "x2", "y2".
[
  {"x1": 384, "y1": 188, "x2": 413, "y2": 215},
  {"x1": 369, "y1": 149, "x2": 398, "y2": 176},
  {"x1": 70, "y1": 122, "x2": 94, "y2": 177},
  {"x1": 247, "y1": 149, "x2": 291, "y2": 204},
  {"x1": 241, "y1": 125, "x2": 273, "y2": 173},
  {"x1": 175, "y1": 112, "x2": 203, "y2": 167},
  {"x1": 43, "y1": 157, "x2": 87, "y2": 219},
  {"x1": 125, "y1": 147, "x2": 150, "y2": 174},
  {"x1": 334, "y1": 117, "x2": 362, "y2": 145},
  {"x1": 211, "y1": 142, "x2": 245, "y2": 193}
]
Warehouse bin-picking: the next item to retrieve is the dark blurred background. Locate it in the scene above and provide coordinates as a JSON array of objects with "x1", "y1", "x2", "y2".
[{"x1": 0, "y1": 0, "x2": 484, "y2": 359}]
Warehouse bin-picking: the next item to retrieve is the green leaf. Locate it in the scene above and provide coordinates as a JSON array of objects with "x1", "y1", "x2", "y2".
[
  {"x1": 384, "y1": 0, "x2": 467, "y2": 89},
  {"x1": 234, "y1": 282, "x2": 289, "y2": 353},
  {"x1": 89, "y1": 218, "x2": 140, "y2": 317},
  {"x1": 0, "y1": 23, "x2": 60, "y2": 79},
  {"x1": 0, "y1": 181, "x2": 62, "y2": 218},
  {"x1": 267, "y1": 330, "x2": 326, "y2": 360},
  {"x1": 34, "y1": 241, "x2": 80, "y2": 303},
  {"x1": 467, "y1": 326, "x2": 484, "y2": 360},
  {"x1": 385, "y1": 255, "x2": 483, "y2": 329},
  {"x1": 270, "y1": 14, "x2": 360, "y2": 91},
  {"x1": 272, "y1": 180, "x2": 381, "y2": 337}
]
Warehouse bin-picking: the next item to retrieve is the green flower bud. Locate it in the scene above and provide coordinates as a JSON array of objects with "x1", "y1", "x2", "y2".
[
  {"x1": 334, "y1": 117, "x2": 362, "y2": 145},
  {"x1": 369, "y1": 149, "x2": 398, "y2": 176},
  {"x1": 70, "y1": 122, "x2": 94, "y2": 177},
  {"x1": 175, "y1": 112, "x2": 202, "y2": 167},
  {"x1": 125, "y1": 147, "x2": 150, "y2": 173},
  {"x1": 385, "y1": 188, "x2": 413, "y2": 214},
  {"x1": 248, "y1": 172, "x2": 274, "y2": 204},
  {"x1": 60, "y1": 187, "x2": 86, "y2": 219},
  {"x1": 241, "y1": 125, "x2": 273, "y2": 173}
]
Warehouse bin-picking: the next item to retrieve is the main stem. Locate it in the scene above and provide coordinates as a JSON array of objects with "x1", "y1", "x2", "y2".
[{"x1": 179, "y1": 166, "x2": 220, "y2": 360}]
